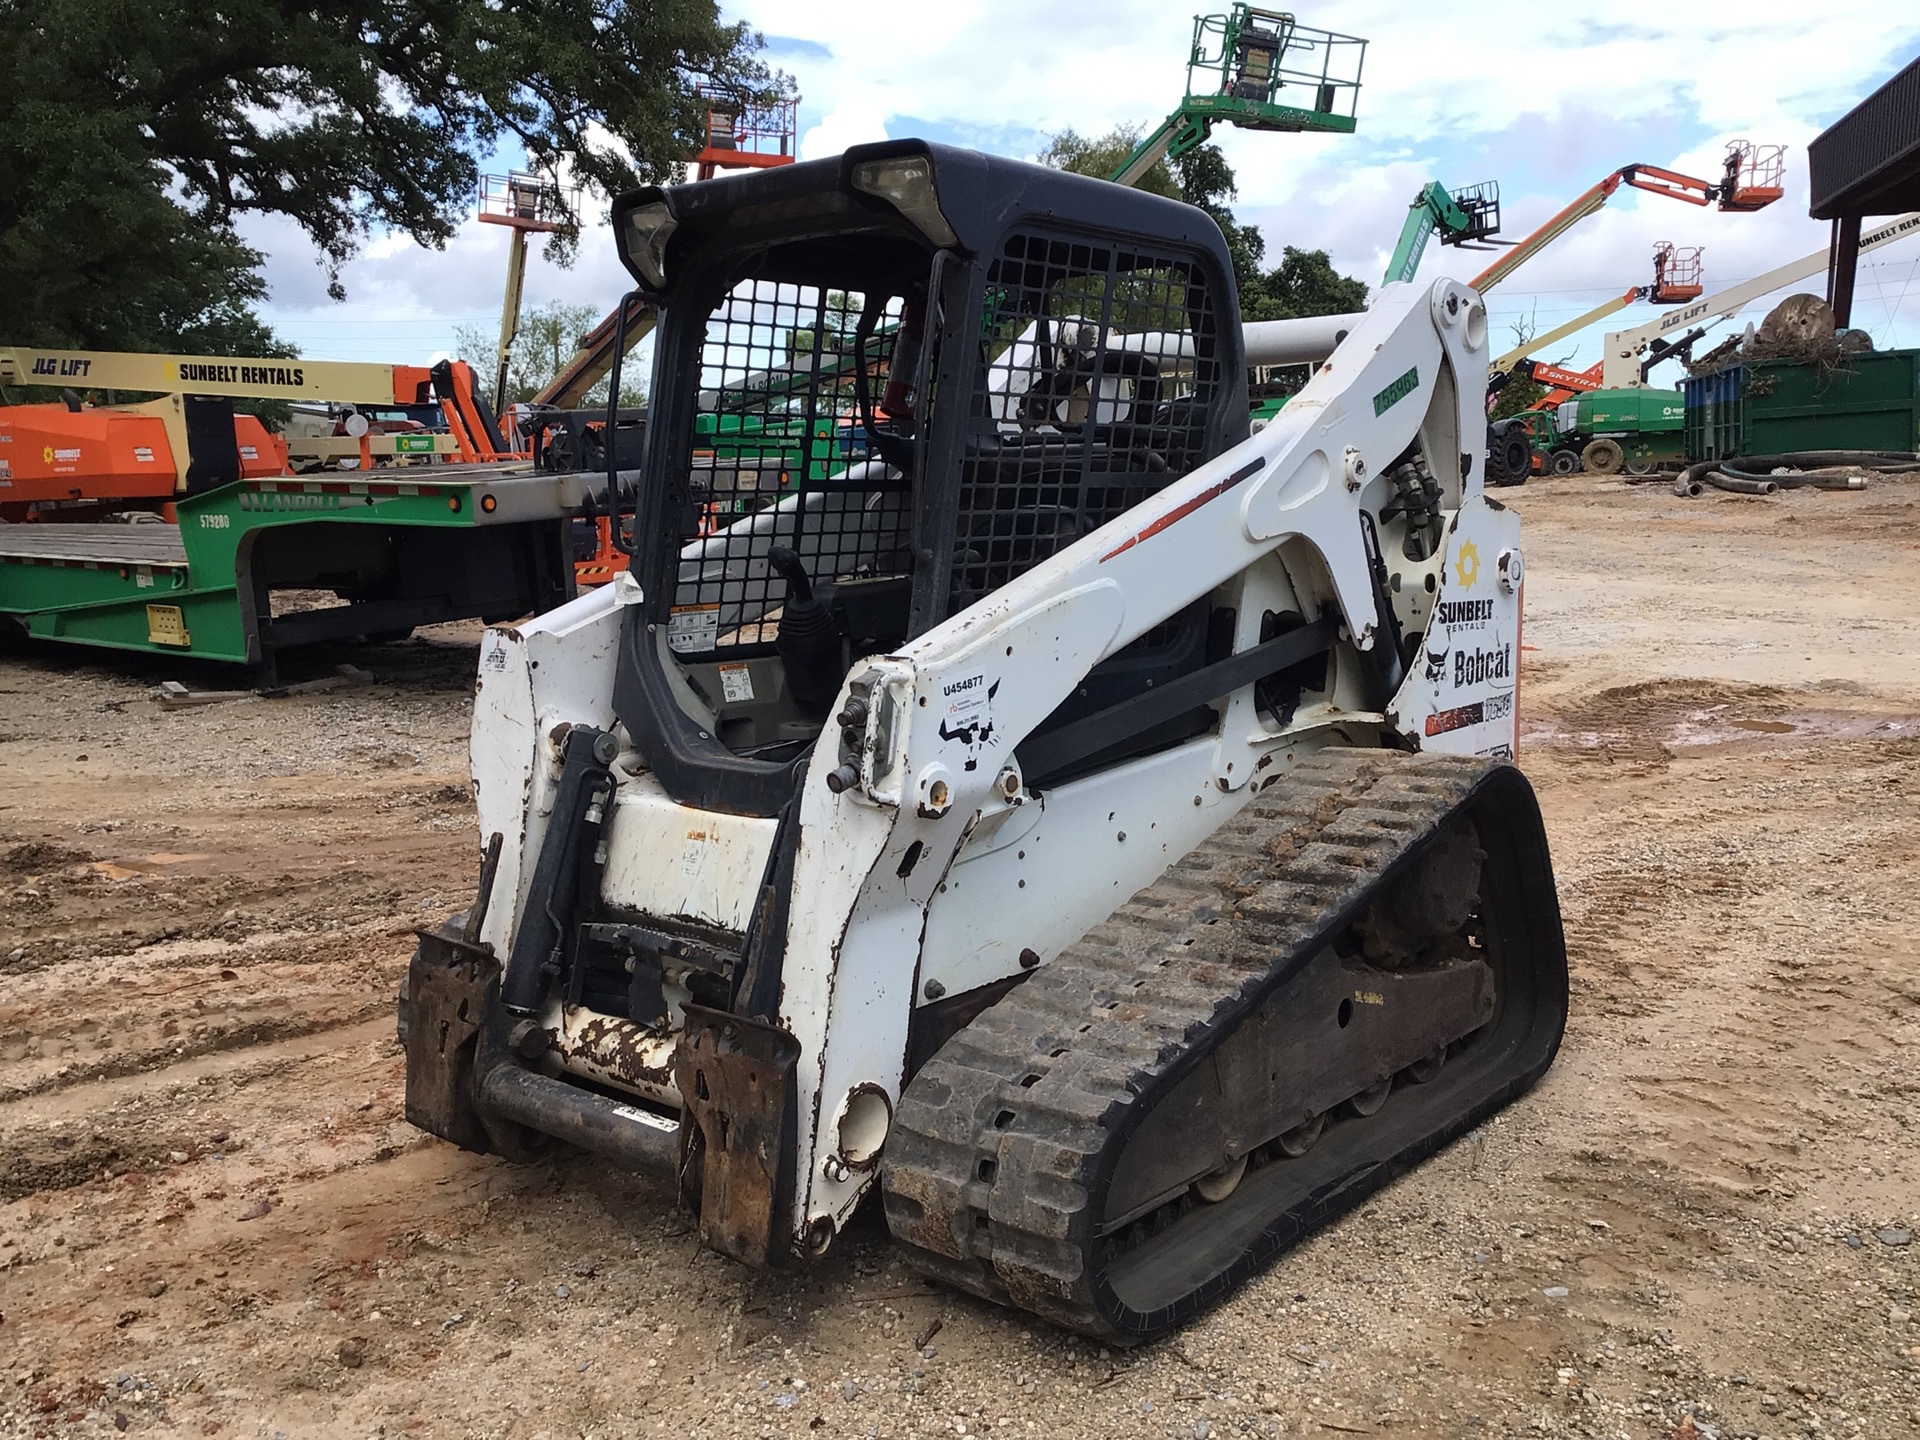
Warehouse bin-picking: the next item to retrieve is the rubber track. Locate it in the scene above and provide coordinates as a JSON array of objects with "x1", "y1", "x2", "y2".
[{"x1": 883, "y1": 748, "x2": 1530, "y2": 1339}]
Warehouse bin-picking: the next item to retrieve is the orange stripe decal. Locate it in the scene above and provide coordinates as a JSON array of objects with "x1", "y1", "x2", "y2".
[{"x1": 1100, "y1": 458, "x2": 1265, "y2": 563}]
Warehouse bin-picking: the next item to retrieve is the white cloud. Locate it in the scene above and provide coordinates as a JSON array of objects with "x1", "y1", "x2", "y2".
[
  {"x1": 799, "y1": 97, "x2": 890, "y2": 161},
  {"x1": 255, "y1": 3, "x2": 1920, "y2": 367}
]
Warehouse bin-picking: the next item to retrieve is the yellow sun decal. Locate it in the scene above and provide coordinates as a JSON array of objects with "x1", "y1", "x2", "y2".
[
  {"x1": 1454, "y1": 539, "x2": 1481, "y2": 590},
  {"x1": 42, "y1": 446, "x2": 54, "y2": 464}
]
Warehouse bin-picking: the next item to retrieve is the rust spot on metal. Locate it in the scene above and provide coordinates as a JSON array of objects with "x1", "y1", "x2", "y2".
[
  {"x1": 674, "y1": 1005, "x2": 802, "y2": 1269},
  {"x1": 563, "y1": 1014, "x2": 675, "y2": 1089},
  {"x1": 402, "y1": 925, "x2": 499, "y2": 1152}
]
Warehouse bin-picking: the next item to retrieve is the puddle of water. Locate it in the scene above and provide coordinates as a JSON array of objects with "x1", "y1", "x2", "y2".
[
  {"x1": 1529, "y1": 709, "x2": 1920, "y2": 752},
  {"x1": 80, "y1": 852, "x2": 209, "y2": 880},
  {"x1": 1669, "y1": 709, "x2": 1920, "y2": 748}
]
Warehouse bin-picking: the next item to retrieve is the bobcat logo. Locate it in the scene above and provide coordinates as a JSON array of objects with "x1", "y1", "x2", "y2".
[{"x1": 1423, "y1": 619, "x2": 1452, "y2": 683}]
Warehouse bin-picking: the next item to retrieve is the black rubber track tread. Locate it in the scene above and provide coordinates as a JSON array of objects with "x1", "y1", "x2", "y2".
[{"x1": 881, "y1": 748, "x2": 1565, "y2": 1339}]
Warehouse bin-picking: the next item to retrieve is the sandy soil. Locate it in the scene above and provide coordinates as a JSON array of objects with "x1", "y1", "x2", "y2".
[{"x1": 1, "y1": 474, "x2": 1917, "y2": 1440}]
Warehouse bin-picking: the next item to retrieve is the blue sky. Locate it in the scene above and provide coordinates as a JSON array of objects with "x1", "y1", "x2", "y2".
[{"x1": 247, "y1": 4, "x2": 1920, "y2": 379}]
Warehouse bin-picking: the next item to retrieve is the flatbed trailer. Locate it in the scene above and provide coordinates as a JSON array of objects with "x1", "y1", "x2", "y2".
[{"x1": 0, "y1": 465, "x2": 591, "y2": 681}]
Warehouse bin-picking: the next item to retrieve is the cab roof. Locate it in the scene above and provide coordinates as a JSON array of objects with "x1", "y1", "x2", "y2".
[{"x1": 612, "y1": 139, "x2": 1238, "y2": 296}]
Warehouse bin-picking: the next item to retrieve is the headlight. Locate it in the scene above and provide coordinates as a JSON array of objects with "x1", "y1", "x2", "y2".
[
  {"x1": 850, "y1": 155, "x2": 958, "y2": 248},
  {"x1": 621, "y1": 201, "x2": 678, "y2": 289}
]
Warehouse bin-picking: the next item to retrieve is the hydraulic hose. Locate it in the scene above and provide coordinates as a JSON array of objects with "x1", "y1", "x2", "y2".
[
  {"x1": 499, "y1": 725, "x2": 618, "y2": 1013},
  {"x1": 1717, "y1": 461, "x2": 1920, "y2": 486},
  {"x1": 1672, "y1": 451, "x2": 1918, "y2": 497},
  {"x1": 1706, "y1": 472, "x2": 1777, "y2": 495},
  {"x1": 1717, "y1": 450, "x2": 1916, "y2": 470}
]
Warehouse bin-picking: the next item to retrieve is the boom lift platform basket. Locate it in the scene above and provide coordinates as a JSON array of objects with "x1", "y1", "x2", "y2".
[
  {"x1": 1650, "y1": 242, "x2": 1703, "y2": 303},
  {"x1": 1110, "y1": 6, "x2": 1366, "y2": 185},
  {"x1": 693, "y1": 84, "x2": 799, "y2": 181}
]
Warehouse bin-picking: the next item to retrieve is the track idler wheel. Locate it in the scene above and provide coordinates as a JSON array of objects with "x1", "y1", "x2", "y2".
[
  {"x1": 1344, "y1": 1078, "x2": 1393, "y2": 1117},
  {"x1": 1275, "y1": 1112, "x2": 1325, "y2": 1157},
  {"x1": 1192, "y1": 1157, "x2": 1248, "y2": 1203}
]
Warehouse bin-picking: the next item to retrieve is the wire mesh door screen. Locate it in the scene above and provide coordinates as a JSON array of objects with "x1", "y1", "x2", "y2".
[
  {"x1": 951, "y1": 230, "x2": 1223, "y2": 616},
  {"x1": 668, "y1": 277, "x2": 913, "y2": 657}
]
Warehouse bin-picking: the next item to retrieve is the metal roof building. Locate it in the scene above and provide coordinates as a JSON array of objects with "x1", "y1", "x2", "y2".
[{"x1": 1810, "y1": 55, "x2": 1920, "y2": 325}]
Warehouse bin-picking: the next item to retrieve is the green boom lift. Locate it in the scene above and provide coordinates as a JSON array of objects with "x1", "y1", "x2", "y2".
[
  {"x1": 1109, "y1": 6, "x2": 1366, "y2": 186},
  {"x1": 1383, "y1": 181, "x2": 1506, "y2": 284}
]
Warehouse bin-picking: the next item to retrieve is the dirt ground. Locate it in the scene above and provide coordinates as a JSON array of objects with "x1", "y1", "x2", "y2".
[{"x1": 2, "y1": 473, "x2": 1917, "y2": 1440}]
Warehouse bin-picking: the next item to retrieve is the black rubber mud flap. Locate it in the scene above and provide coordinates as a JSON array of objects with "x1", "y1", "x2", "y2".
[
  {"x1": 675, "y1": 1004, "x2": 804, "y2": 1268},
  {"x1": 404, "y1": 924, "x2": 501, "y2": 1154}
]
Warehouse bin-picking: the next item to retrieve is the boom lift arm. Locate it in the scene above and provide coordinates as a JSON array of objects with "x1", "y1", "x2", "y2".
[
  {"x1": 1, "y1": 347, "x2": 428, "y2": 406},
  {"x1": 1490, "y1": 287, "x2": 1641, "y2": 376},
  {"x1": 1470, "y1": 142, "x2": 1784, "y2": 293},
  {"x1": 1600, "y1": 211, "x2": 1920, "y2": 386},
  {"x1": 1489, "y1": 216, "x2": 1920, "y2": 414},
  {"x1": 1483, "y1": 244, "x2": 1705, "y2": 422},
  {"x1": 0, "y1": 346, "x2": 509, "y2": 461},
  {"x1": 478, "y1": 172, "x2": 582, "y2": 414},
  {"x1": 532, "y1": 297, "x2": 658, "y2": 410}
]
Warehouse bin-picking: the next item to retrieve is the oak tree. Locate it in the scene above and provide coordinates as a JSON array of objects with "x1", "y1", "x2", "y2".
[{"x1": 0, "y1": 0, "x2": 779, "y2": 350}]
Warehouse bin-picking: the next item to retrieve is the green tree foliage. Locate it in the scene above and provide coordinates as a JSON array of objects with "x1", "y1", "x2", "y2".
[
  {"x1": 455, "y1": 301, "x2": 644, "y2": 407},
  {"x1": 1242, "y1": 245, "x2": 1370, "y2": 324},
  {"x1": 1037, "y1": 128, "x2": 1182, "y2": 201},
  {"x1": 0, "y1": 25, "x2": 289, "y2": 359},
  {"x1": 1168, "y1": 144, "x2": 1267, "y2": 304},
  {"x1": 1489, "y1": 370, "x2": 1548, "y2": 421},
  {"x1": 1, "y1": 0, "x2": 779, "y2": 352},
  {"x1": 1035, "y1": 126, "x2": 1367, "y2": 328}
]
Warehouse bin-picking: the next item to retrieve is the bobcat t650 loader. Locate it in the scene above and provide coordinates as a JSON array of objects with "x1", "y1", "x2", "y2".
[{"x1": 403, "y1": 140, "x2": 1569, "y2": 1340}]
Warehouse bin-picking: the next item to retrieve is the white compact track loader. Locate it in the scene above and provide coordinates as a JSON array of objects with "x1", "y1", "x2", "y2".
[{"x1": 402, "y1": 140, "x2": 1568, "y2": 1340}]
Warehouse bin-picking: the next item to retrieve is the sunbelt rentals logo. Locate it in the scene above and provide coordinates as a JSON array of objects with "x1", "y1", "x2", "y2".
[{"x1": 1453, "y1": 539, "x2": 1481, "y2": 590}]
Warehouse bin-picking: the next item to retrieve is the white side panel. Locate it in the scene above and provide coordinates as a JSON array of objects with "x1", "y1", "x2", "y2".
[
  {"x1": 777, "y1": 770, "x2": 912, "y2": 1231},
  {"x1": 599, "y1": 773, "x2": 777, "y2": 933},
  {"x1": 469, "y1": 579, "x2": 626, "y2": 959},
  {"x1": 1389, "y1": 496, "x2": 1523, "y2": 759},
  {"x1": 915, "y1": 737, "x2": 1249, "y2": 1001},
  {"x1": 785, "y1": 278, "x2": 1498, "y2": 1238}
]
